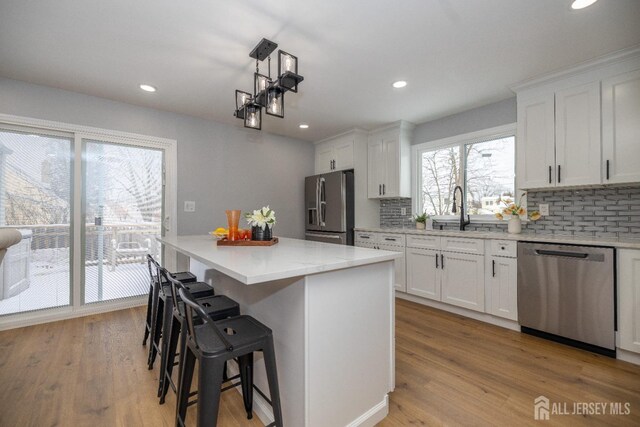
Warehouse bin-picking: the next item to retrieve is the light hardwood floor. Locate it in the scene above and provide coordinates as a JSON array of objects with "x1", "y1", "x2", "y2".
[{"x1": 1, "y1": 299, "x2": 639, "y2": 426}]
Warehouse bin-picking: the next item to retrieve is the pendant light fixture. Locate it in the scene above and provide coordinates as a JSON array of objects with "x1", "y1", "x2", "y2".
[{"x1": 234, "y1": 38, "x2": 304, "y2": 130}]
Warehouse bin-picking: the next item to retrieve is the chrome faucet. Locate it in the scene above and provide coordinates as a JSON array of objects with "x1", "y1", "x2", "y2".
[{"x1": 452, "y1": 185, "x2": 471, "y2": 231}]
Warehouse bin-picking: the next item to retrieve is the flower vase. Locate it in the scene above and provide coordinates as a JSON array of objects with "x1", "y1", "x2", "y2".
[
  {"x1": 508, "y1": 216, "x2": 522, "y2": 234},
  {"x1": 416, "y1": 222, "x2": 426, "y2": 230},
  {"x1": 252, "y1": 225, "x2": 273, "y2": 241}
]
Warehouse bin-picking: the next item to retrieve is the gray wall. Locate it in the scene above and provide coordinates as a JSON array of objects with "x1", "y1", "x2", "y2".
[
  {"x1": 412, "y1": 97, "x2": 516, "y2": 145},
  {"x1": 0, "y1": 78, "x2": 314, "y2": 238}
]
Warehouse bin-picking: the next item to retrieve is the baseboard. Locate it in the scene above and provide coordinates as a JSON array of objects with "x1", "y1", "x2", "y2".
[
  {"x1": 346, "y1": 395, "x2": 389, "y2": 427},
  {"x1": 0, "y1": 296, "x2": 147, "y2": 331},
  {"x1": 396, "y1": 292, "x2": 520, "y2": 331},
  {"x1": 617, "y1": 348, "x2": 640, "y2": 366}
]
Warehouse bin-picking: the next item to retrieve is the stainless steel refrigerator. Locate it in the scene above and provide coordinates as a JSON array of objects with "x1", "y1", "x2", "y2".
[{"x1": 305, "y1": 170, "x2": 354, "y2": 245}]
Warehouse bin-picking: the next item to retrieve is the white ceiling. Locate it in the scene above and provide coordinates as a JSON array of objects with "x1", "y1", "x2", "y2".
[{"x1": 1, "y1": 0, "x2": 639, "y2": 142}]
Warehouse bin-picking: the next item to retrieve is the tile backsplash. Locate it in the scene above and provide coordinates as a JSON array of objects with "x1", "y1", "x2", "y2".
[{"x1": 379, "y1": 185, "x2": 640, "y2": 239}]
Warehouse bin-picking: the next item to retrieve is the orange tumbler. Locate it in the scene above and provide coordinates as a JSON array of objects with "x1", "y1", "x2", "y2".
[{"x1": 225, "y1": 210, "x2": 241, "y2": 241}]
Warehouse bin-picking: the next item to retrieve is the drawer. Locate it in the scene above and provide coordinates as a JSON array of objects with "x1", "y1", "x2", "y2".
[
  {"x1": 489, "y1": 240, "x2": 517, "y2": 258},
  {"x1": 441, "y1": 236, "x2": 484, "y2": 255},
  {"x1": 407, "y1": 235, "x2": 440, "y2": 250},
  {"x1": 378, "y1": 233, "x2": 405, "y2": 247},
  {"x1": 355, "y1": 231, "x2": 378, "y2": 243}
]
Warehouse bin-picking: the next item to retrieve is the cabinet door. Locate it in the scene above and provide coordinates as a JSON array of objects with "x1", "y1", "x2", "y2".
[
  {"x1": 555, "y1": 82, "x2": 601, "y2": 186},
  {"x1": 486, "y1": 256, "x2": 517, "y2": 321},
  {"x1": 440, "y1": 252, "x2": 485, "y2": 312},
  {"x1": 406, "y1": 248, "x2": 440, "y2": 300},
  {"x1": 333, "y1": 138, "x2": 354, "y2": 171},
  {"x1": 315, "y1": 143, "x2": 334, "y2": 174},
  {"x1": 382, "y1": 138, "x2": 399, "y2": 197},
  {"x1": 378, "y1": 242, "x2": 406, "y2": 292},
  {"x1": 619, "y1": 249, "x2": 640, "y2": 354},
  {"x1": 516, "y1": 94, "x2": 556, "y2": 188},
  {"x1": 602, "y1": 69, "x2": 640, "y2": 184},
  {"x1": 367, "y1": 140, "x2": 384, "y2": 198}
]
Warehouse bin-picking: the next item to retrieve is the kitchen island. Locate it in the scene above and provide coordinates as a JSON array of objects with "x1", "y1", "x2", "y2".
[{"x1": 158, "y1": 235, "x2": 399, "y2": 427}]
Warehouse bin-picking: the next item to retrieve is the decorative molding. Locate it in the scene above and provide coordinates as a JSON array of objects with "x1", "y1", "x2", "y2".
[
  {"x1": 314, "y1": 127, "x2": 368, "y2": 144},
  {"x1": 510, "y1": 44, "x2": 640, "y2": 93}
]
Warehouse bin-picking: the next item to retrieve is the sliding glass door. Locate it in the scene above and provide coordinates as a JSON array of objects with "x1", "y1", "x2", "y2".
[
  {"x1": 83, "y1": 140, "x2": 164, "y2": 304},
  {"x1": 0, "y1": 118, "x2": 174, "y2": 322},
  {"x1": 0, "y1": 127, "x2": 73, "y2": 316}
]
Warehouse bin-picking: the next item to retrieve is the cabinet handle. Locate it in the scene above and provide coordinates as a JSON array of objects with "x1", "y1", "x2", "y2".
[
  {"x1": 492, "y1": 259, "x2": 496, "y2": 277},
  {"x1": 383, "y1": 184, "x2": 386, "y2": 195},
  {"x1": 360, "y1": 235, "x2": 370, "y2": 239},
  {"x1": 435, "y1": 253, "x2": 439, "y2": 269},
  {"x1": 606, "y1": 160, "x2": 610, "y2": 180},
  {"x1": 557, "y1": 165, "x2": 561, "y2": 183},
  {"x1": 379, "y1": 184, "x2": 382, "y2": 195},
  {"x1": 548, "y1": 166, "x2": 552, "y2": 184},
  {"x1": 384, "y1": 238, "x2": 396, "y2": 241},
  {"x1": 440, "y1": 254, "x2": 444, "y2": 269}
]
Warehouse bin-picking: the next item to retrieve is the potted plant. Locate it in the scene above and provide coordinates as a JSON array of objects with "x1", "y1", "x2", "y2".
[
  {"x1": 413, "y1": 213, "x2": 429, "y2": 230},
  {"x1": 494, "y1": 193, "x2": 541, "y2": 234},
  {"x1": 245, "y1": 206, "x2": 277, "y2": 241}
]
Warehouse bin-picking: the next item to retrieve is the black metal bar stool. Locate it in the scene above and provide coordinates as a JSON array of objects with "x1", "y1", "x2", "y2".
[
  {"x1": 158, "y1": 267, "x2": 240, "y2": 404},
  {"x1": 176, "y1": 287, "x2": 284, "y2": 427},
  {"x1": 143, "y1": 254, "x2": 196, "y2": 347},
  {"x1": 147, "y1": 256, "x2": 215, "y2": 370}
]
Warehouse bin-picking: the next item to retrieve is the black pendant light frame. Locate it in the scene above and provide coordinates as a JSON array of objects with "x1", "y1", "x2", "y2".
[{"x1": 234, "y1": 38, "x2": 304, "y2": 130}]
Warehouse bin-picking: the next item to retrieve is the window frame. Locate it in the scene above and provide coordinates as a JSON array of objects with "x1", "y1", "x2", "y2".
[{"x1": 411, "y1": 123, "x2": 519, "y2": 223}]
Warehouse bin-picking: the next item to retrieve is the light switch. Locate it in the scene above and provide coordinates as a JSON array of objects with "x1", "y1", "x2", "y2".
[
  {"x1": 400, "y1": 207, "x2": 407, "y2": 216},
  {"x1": 184, "y1": 201, "x2": 196, "y2": 212},
  {"x1": 539, "y1": 203, "x2": 549, "y2": 216}
]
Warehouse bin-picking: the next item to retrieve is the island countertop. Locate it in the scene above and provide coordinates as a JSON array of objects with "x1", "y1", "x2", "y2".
[{"x1": 158, "y1": 235, "x2": 400, "y2": 285}]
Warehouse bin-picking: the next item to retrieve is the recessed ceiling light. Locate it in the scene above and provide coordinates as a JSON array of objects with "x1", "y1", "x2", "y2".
[
  {"x1": 299, "y1": 123, "x2": 309, "y2": 129},
  {"x1": 571, "y1": 0, "x2": 598, "y2": 10},
  {"x1": 392, "y1": 81, "x2": 407, "y2": 88},
  {"x1": 139, "y1": 84, "x2": 157, "y2": 92}
]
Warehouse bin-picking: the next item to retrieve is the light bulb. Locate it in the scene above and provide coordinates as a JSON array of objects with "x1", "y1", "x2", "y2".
[
  {"x1": 284, "y1": 56, "x2": 293, "y2": 72},
  {"x1": 249, "y1": 113, "x2": 257, "y2": 127}
]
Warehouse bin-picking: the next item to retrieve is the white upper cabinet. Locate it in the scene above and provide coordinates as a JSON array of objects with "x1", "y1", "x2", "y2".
[
  {"x1": 516, "y1": 83, "x2": 601, "y2": 189},
  {"x1": 367, "y1": 121, "x2": 414, "y2": 198},
  {"x1": 314, "y1": 134, "x2": 354, "y2": 174},
  {"x1": 514, "y1": 48, "x2": 640, "y2": 189},
  {"x1": 602, "y1": 69, "x2": 640, "y2": 184},
  {"x1": 517, "y1": 94, "x2": 556, "y2": 189},
  {"x1": 555, "y1": 82, "x2": 601, "y2": 186}
]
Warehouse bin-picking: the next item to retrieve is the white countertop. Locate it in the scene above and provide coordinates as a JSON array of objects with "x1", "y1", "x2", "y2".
[
  {"x1": 355, "y1": 227, "x2": 640, "y2": 249},
  {"x1": 159, "y1": 235, "x2": 401, "y2": 285}
]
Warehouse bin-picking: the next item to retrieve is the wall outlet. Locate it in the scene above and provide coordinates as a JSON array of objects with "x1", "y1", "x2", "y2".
[
  {"x1": 400, "y1": 207, "x2": 407, "y2": 216},
  {"x1": 539, "y1": 203, "x2": 549, "y2": 216},
  {"x1": 184, "y1": 201, "x2": 196, "y2": 212}
]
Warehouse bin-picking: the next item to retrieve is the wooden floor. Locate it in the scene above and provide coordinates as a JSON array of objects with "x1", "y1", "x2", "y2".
[{"x1": 1, "y1": 299, "x2": 639, "y2": 426}]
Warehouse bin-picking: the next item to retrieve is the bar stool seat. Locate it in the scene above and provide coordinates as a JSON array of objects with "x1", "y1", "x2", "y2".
[{"x1": 176, "y1": 287, "x2": 284, "y2": 427}]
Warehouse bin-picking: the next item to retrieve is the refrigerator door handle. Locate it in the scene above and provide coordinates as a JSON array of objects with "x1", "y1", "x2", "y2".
[
  {"x1": 315, "y1": 178, "x2": 321, "y2": 226},
  {"x1": 305, "y1": 232, "x2": 341, "y2": 240},
  {"x1": 319, "y1": 177, "x2": 326, "y2": 227}
]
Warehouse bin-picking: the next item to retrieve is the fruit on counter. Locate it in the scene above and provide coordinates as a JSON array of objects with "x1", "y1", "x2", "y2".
[{"x1": 212, "y1": 227, "x2": 228, "y2": 236}]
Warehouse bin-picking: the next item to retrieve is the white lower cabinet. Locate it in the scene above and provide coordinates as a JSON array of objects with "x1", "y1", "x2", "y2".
[
  {"x1": 405, "y1": 238, "x2": 485, "y2": 314},
  {"x1": 440, "y1": 251, "x2": 485, "y2": 312},
  {"x1": 485, "y1": 255, "x2": 518, "y2": 321},
  {"x1": 355, "y1": 232, "x2": 406, "y2": 292},
  {"x1": 406, "y1": 247, "x2": 440, "y2": 300},
  {"x1": 378, "y1": 242, "x2": 406, "y2": 292},
  {"x1": 618, "y1": 249, "x2": 640, "y2": 354}
]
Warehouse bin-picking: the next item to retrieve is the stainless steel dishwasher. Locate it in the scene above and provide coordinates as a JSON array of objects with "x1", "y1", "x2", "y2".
[{"x1": 517, "y1": 242, "x2": 615, "y2": 356}]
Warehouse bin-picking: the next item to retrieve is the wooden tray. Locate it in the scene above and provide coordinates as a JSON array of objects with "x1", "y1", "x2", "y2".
[{"x1": 217, "y1": 237, "x2": 278, "y2": 246}]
